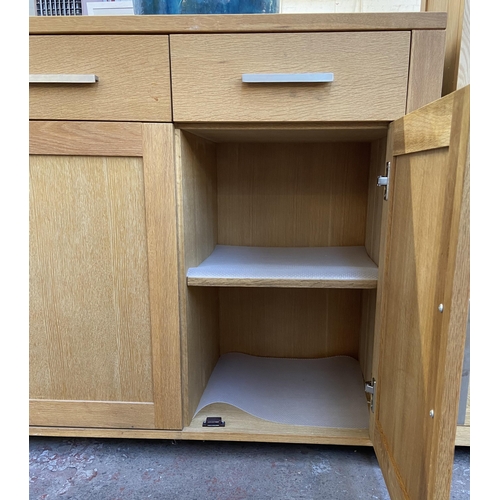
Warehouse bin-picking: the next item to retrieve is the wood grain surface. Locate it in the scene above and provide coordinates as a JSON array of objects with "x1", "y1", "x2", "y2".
[
  {"x1": 219, "y1": 288, "x2": 362, "y2": 359},
  {"x1": 29, "y1": 12, "x2": 447, "y2": 35},
  {"x1": 174, "y1": 130, "x2": 220, "y2": 425},
  {"x1": 170, "y1": 32, "x2": 410, "y2": 122},
  {"x1": 406, "y1": 29, "x2": 446, "y2": 113},
  {"x1": 217, "y1": 142, "x2": 371, "y2": 247},
  {"x1": 30, "y1": 154, "x2": 154, "y2": 403},
  {"x1": 30, "y1": 35, "x2": 171, "y2": 121},
  {"x1": 372, "y1": 86, "x2": 469, "y2": 500}
]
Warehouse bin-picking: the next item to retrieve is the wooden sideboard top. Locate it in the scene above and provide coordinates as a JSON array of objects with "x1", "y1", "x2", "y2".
[{"x1": 30, "y1": 12, "x2": 447, "y2": 35}]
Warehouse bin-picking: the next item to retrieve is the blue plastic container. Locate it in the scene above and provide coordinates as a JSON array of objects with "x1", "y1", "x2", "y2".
[{"x1": 133, "y1": 0, "x2": 278, "y2": 14}]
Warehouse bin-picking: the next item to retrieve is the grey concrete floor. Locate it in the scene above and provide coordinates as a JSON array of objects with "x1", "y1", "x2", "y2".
[{"x1": 29, "y1": 438, "x2": 470, "y2": 500}]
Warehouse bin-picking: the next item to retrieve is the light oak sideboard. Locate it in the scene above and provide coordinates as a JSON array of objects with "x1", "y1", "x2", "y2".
[{"x1": 29, "y1": 13, "x2": 469, "y2": 500}]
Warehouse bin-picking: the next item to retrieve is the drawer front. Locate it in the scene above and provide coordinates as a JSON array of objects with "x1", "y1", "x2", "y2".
[
  {"x1": 30, "y1": 35, "x2": 172, "y2": 122},
  {"x1": 171, "y1": 32, "x2": 410, "y2": 122}
]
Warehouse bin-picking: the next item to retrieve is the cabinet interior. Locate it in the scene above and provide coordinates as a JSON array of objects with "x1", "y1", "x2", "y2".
[{"x1": 176, "y1": 124, "x2": 388, "y2": 439}]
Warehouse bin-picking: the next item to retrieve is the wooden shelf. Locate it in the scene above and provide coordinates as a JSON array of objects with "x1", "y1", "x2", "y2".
[{"x1": 187, "y1": 245, "x2": 378, "y2": 288}]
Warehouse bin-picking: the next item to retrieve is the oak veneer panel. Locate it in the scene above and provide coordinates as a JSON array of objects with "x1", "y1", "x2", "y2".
[
  {"x1": 425, "y1": 0, "x2": 466, "y2": 95},
  {"x1": 217, "y1": 142, "x2": 371, "y2": 247},
  {"x1": 359, "y1": 289, "x2": 377, "y2": 382},
  {"x1": 29, "y1": 121, "x2": 143, "y2": 157},
  {"x1": 174, "y1": 130, "x2": 220, "y2": 425},
  {"x1": 376, "y1": 149, "x2": 451, "y2": 499},
  {"x1": 178, "y1": 123, "x2": 388, "y2": 143},
  {"x1": 30, "y1": 400, "x2": 155, "y2": 429},
  {"x1": 392, "y1": 90, "x2": 454, "y2": 156},
  {"x1": 30, "y1": 35, "x2": 171, "y2": 121},
  {"x1": 29, "y1": 12, "x2": 447, "y2": 35},
  {"x1": 187, "y1": 245, "x2": 378, "y2": 289},
  {"x1": 170, "y1": 32, "x2": 410, "y2": 122},
  {"x1": 29, "y1": 421, "x2": 371, "y2": 445},
  {"x1": 219, "y1": 288, "x2": 361, "y2": 359},
  {"x1": 142, "y1": 124, "x2": 183, "y2": 430},
  {"x1": 373, "y1": 85, "x2": 469, "y2": 500},
  {"x1": 406, "y1": 30, "x2": 446, "y2": 113},
  {"x1": 187, "y1": 403, "x2": 371, "y2": 445},
  {"x1": 364, "y1": 137, "x2": 387, "y2": 266},
  {"x1": 29, "y1": 155, "x2": 154, "y2": 403}
]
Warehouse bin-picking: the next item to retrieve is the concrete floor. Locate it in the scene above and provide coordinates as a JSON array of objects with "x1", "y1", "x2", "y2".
[{"x1": 29, "y1": 438, "x2": 470, "y2": 499}]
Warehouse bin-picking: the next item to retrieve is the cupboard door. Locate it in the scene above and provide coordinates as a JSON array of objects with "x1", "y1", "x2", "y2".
[
  {"x1": 371, "y1": 86, "x2": 469, "y2": 499},
  {"x1": 29, "y1": 122, "x2": 182, "y2": 430}
]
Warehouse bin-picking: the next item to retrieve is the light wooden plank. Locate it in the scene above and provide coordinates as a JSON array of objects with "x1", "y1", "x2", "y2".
[
  {"x1": 29, "y1": 121, "x2": 143, "y2": 156},
  {"x1": 368, "y1": 125, "x2": 394, "y2": 443},
  {"x1": 392, "y1": 90, "x2": 454, "y2": 155},
  {"x1": 219, "y1": 288, "x2": 362, "y2": 359},
  {"x1": 30, "y1": 35, "x2": 171, "y2": 121},
  {"x1": 175, "y1": 130, "x2": 219, "y2": 425},
  {"x1": 142, "y1": 123, "x2": 183, "y2": 430},
  {"x1": 30, "y1": 155, "x2": 154, "y2": 403},
  {"x1": 29, "y1": 13, "x2": 447, "y2": 35},
  {"x1": 365, "y1": 137, "x2": 387, "y2": 266},
  {"x1": 30, "y1": 400, "x2": 155, "y2": 429},
  {"x1": 359, "y1": 289, "x2": 377, "y2": 382},
  {"x1": 186, "y1": 403, "x2": 371, "y2": 445},
  {"x1": 456, "y1": 0, "x2": 469, "y2": 89},
  {"x1": 217, "y1": 142, "x2": 370, "y2": 247},
  {"x1": 29, "y1": 423, "x2": 371, "y2": 445},
  {"x1": 455, "y1": 425, "x2": 470, "y2": 446},
  {"x1": 425, "y1": 0, "x2": 466, "y2": 95},
  {"x1": 178, "y1": 123, "x2": 388, "y2": 143},
  {"x1": 373, "y1": 86, "x2": 469, "y2": 500},
  {"x1": 406, "y1": 30, "x2": 446, "y2": 113},
  {"x1": 428, "y1": 86, "x2": 469, "y2": 498},
  {"x1": 187, "y1": 246, "x2": 378, "y2": 289},
  {"x1": 171, "y1": 32, "x2": 410, "y2": 122}
]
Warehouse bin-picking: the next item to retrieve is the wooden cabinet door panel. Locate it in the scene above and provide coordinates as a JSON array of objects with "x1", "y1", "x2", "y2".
[
  {"x1": 29, "y1": 122, "x2": 182, "y2": 430},
  {"x1": 372, "y1": 86, "x2": 469, "y2": 499}
]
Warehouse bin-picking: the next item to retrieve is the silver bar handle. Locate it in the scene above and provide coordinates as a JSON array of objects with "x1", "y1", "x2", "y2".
[
  {"x1": 242, "y1": 73, "x2": 334, "y2": 83},
  {"x1": 29, "y1": 74, "x2": 99, "y2": 84}
]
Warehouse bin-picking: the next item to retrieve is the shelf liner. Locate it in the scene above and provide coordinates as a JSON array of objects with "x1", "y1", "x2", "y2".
[
  {"x1": 187, "y1": 245, "x2": 378, "y2": 282},
  {"x1": 194, "y1": 353, "x2": 369, "y2": 428}
]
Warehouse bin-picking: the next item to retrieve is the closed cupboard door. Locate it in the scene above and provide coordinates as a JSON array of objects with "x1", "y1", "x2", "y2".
[
  {"x1": 29, "y1": 122, "x2": 182, "y2": 430},
  {"x1": 372, "y1": 86, "x2": 470, "y2": 499}
]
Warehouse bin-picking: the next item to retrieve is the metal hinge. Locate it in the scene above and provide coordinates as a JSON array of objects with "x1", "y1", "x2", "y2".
[
  {"x1": 365, "y1": 378, "x2": 376, "y2": 413},
  {"x1": 377, "y1": 161, "x2": 391, "y2": 201}
]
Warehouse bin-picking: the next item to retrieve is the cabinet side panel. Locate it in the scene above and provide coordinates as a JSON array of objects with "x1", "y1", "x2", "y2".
[
  {"x1": 359, "y1": 289, "x2": 377, "y2": 382},
  {"x1": 175, "y1": 131, "x2": 220, "y2": 424},
  {"x1": 220, "y1": 288, "x2": 361, "y2": 359},
  {"x1": 142, "y1": 124, "x2": 183, "y2": 429},
  {"x1": 406, "y1": 30, "x2": 446, "y2": 113},
  {"x1": 218, "y1": 143, "x2": 370, "y2": 247},
  {"x1": 364, "y1": 138, "x2": 387, "y2": 265},
  {"x1": 29, "y1": 155, "x2": 154, "y2": 402}
]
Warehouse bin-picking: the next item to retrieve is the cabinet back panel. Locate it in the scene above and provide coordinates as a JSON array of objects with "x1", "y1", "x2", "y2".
[
  {"x1": 217, "y1": 143, "x2": 370, "y2": 247},
  {"x1": 29, "y1": 155, "x2": 154, "y2": 402},
  {"x1": 219, "y1": 288, "x2": 362, "y2": 359}
]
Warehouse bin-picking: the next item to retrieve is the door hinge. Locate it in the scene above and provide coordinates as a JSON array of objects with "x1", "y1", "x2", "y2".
[
  {"x1": 365, "y1": 378, "x2": 376, "y2": 413},
  {"x1": 377, "y1": 161, "x2": 391, "y2": 201}
]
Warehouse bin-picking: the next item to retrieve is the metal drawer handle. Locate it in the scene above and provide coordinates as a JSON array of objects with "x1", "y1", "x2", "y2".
[
  {"x1": 29, "y1": 74, "x2": 99, "y2": 84},
  {"x1": 242, "y1": 73, "x2": 334, "y2": 83}
]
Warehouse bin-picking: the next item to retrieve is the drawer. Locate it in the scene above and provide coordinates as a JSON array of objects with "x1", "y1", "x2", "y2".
[
  {"x1": 170, "y1": 32, "x2": 410, "y2": 122},
  {"x1": 30, "y1": 35, "x2": 172, "y2": 122}
]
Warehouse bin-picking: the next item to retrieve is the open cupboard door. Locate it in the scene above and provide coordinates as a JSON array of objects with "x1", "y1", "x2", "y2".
[{"x1": 370, "y1": 86, "x2": 470, "y2": 499}]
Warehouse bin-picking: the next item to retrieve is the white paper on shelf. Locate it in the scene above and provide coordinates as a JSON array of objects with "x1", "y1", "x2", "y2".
[
  {"x1": 194, "y1": 353, "x2": 369, "y2": 428},
  {"x1": 187, "y1": 245, "x2": 378, "y2": 282}
]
